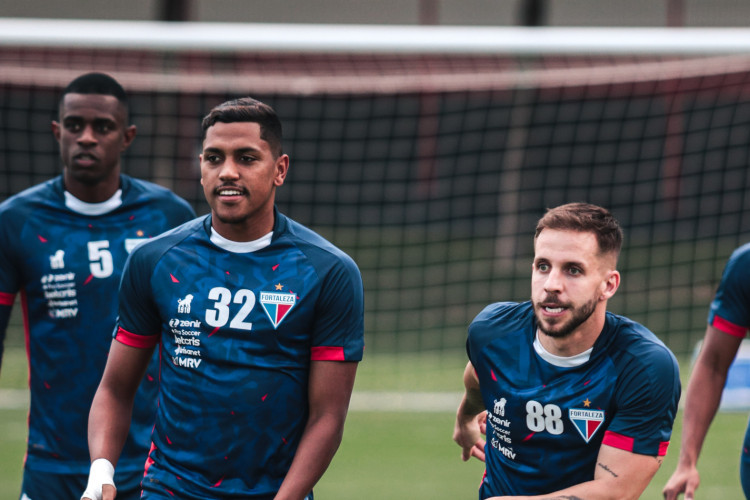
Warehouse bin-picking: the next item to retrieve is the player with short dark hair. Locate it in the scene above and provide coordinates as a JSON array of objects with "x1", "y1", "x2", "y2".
[
  {"x1": 0, "y1": 72, "x2": 195, "y2": 500},
  {"x1": 663, "y1": 242, "x2": 750, "y2": 500},
  {"x1": 453, "y1": 202, "x2": 680, "y2": 499},
  {"x1": 82, "y1": 96, "x2": 364, "y2": 500}
]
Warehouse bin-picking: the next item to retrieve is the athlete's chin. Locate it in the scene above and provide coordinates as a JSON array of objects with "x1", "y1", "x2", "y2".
[
  {"x1": 68, "y1": 169, "x2": 106, "y2": 185},
  {"x1": 539, "y1": 326, "x2": 574, "y2": 339},
  {"x1": 536, "y1": 317, "x2": 575, "y2": 339},
  {"x1": 214, "y1": 212, "x2": 250, "y2": 225}
]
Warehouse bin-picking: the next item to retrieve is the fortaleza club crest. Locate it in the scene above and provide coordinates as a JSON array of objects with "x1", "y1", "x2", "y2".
[
  {"x1": 260, "y1": 291, "x2": 296, "y2": 329},
  {"x1": 568, "y1": 408, "x2": 605, "y2": 443}
]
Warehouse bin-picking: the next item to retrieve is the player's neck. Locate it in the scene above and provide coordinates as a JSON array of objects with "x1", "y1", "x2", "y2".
[
  {"x1": 63, "y1": 172, "x2": 121, "y2": 203},
  {"x1": 210, "y1": 210, "x2": 275, "y2": 243}
]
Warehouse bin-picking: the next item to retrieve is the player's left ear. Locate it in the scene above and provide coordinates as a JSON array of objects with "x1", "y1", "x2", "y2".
[
  {"x1": 199, "y1": 154, "x2": 204, "y2": 186},
  {"x1": 121, "y1": 125, "x2": 137, "y2": 152},
  {"x1": 274, "y1": 154, "x2": 290, "y2": 187},
  {"x1": 51, "y1": 121, "x2": 62, "y2": 142},
  {"x1": 599, "y1": 269, "x2": 620, "y2": 301}
]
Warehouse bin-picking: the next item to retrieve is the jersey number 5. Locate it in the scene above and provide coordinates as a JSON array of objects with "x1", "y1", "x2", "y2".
[{"x1": 88, "y1": 240, "x2": 114, "y2": 278}]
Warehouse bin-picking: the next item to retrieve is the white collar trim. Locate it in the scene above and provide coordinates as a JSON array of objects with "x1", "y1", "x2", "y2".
[
  {"x1": 210, "y1": 227, "x2": 273, "y2": 253},
  {"x1": 64, "y1": 189, "x2": 122, "y2": 215},
  {"x1": 533, "y1": 330, "x2": 592, "y2": 367}
]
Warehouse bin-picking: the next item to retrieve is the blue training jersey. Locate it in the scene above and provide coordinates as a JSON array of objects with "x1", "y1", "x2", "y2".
[
  {"x1": 0, "y1": 175, "x2": 195, "y2": 475},
  {"x1": 708, "y1": 242, "x2": 750, "y2": 338},
  {"x1": 467, "y1": 301, "x2": 680, "y2": 498},
  {"x1": 114, "y1": 210, "x2": 364, "y2": 499}
]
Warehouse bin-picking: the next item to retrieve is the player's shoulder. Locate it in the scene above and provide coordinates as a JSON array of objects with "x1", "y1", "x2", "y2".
[
  {"x1": 603, "y1": 312, "x2": 678, "y2": 375},
  {"x1": 602, "y1": 313, "x2": 681, "y2": 408},
  {"x1": 722, "y1": 242, "x2": 750, "y2": 275},
  {"x1": 467, "y1": 302, "x2": 532, "y2": 358},
  {"x1": 468, "y1": 301, "x2": 532, "y2": 342},
  {"x1": 275, "y1": 211, "x2": 359, "y2": 273},
  {"x1": 472, "y1": 301, "x2": 532, "y2": 326},
  {"x1": 0, "y1": 177, "x2": 61, "y2": 216},
  {"x1": 121, "y1": 175, "x2": 193, "y2": 210},
  {"x1": 129, "y1": 215, "x2": 206, "y2": 262}
]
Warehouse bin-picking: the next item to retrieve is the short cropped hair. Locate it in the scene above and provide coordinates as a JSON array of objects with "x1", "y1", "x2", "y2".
[
  {"x1": 201, "y1": 97, "x2": 283, "y2": 157},
  {"x1": 534, "y1": 202, "x2": 623, "y2": 260},
  {"x1": 60, "y1": 72, "x2": 128, "y2": 107}
]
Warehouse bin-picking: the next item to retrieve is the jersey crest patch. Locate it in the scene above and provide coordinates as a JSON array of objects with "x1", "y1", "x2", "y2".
[
  {"x1": 260, "y1": 291, "x2": 296, "y2": 329},
  {"x1": 568, "y1": 408, "x2": 605, "y2": 443}
]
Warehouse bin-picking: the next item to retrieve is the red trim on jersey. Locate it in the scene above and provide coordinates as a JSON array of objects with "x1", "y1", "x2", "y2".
[
  {"x1": 712, "y1": 315, "x2": 747, "y2": 338},
  {"x1": 0, "y1": 291, "x2": 15, "y2": 306},
  {"x1": 603, "y1": 430, "x2": 670, "y2": 457},
  {"x1": 602, "y1": 430, "x2": 634, "y2": 451},
  {"x1": 311, "y1": 346, "x2": 345, "y2": 361},
  {"x1": 659, "y1": 440, "x2": 670, "y2": 456},
  {"x1": 115, "y1": 327, "x2": 159, "y2": 349},
  {"x1": 21, "y1": 289, "x2": 31, "y2": 389},
  {"x1": 144, "y1": 442, "x2": 157, "y2": 476}
]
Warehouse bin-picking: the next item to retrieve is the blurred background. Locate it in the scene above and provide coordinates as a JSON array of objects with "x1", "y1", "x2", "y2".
[
  {"x1": 2, "y1": 1, "x2": 750, "y2": 498},
  {"x1": 3, "y1": 0, "x2": 750, "y2": 26}
]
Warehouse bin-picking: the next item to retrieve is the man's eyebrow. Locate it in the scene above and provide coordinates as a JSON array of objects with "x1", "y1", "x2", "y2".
[
  {"x1": 534, "y1": 256, "x2": 587, "y2": 267},
  {"x1": 202, "y1": 147, "x2": 261, "y2": 154},
  {"x1": 62, "y1": 116, "x2": 115, "y2": 123}
]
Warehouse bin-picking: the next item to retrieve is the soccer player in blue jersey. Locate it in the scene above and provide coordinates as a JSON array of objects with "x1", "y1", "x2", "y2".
[
  {"x1": 82, "y1": 97, "x2": 364, "y2": 500},
  {"x1": 0, "y1": 72, "x2": 195, "y2": 500},
  {"x1": 663, "y1": 243, "x2": 750, "y2": 500},
  {"x1": 453, "y1": 202, "x2": 681, "y2": 499}
]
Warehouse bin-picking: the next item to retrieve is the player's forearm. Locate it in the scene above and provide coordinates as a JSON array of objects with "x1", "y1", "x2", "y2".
[
  {"x1": 457, "y1": 389, "x2": 485, "y2": 420},
  {"x1": 88, "y1": 341, "x2": 150, "y2": 466},
  {"x1": 459, "y1": 361, "x2": 484, "y2": 418},
  {"x1": 487, "y1": 479, "x2": 647, "y2": 500},
  {"x1": 87, "y1": 386, "x2": 135, "y2": 466},
  {"x1": 274, "y1": 412, "x2": 346, "y2": 500},
  {"x1": 675, "y1": 359, "x2": 726, "y2": 466},
  {"x1": 490, "y1": 446, "x2": 660, "y2": 500}
]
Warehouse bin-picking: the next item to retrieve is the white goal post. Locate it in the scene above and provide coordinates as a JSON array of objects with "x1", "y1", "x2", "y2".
[{"x1": 1, "y1": 17, "x2": 750, "y2": 55}]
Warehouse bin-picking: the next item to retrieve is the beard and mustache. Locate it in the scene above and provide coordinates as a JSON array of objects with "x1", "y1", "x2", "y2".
[{"x1": 533, "y1": 293, "x2": 599, "y2": 339}]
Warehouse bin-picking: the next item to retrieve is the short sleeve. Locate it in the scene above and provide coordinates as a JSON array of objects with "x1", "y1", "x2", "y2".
[
  {"x1": 114, "y1": 244, "x2": 162, "y2": 348},
  {"x1": 602, "y1": 344, "x2": 680, "y2": 456},
  {"x1": 310, "y1": 255, "x2": 364, "y2": 362},
  {"x1": 708, "y1": 243, "x2": 750, "y2": 338}
]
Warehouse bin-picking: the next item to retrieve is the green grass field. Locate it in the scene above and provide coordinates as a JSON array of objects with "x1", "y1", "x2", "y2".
[{"x1": 1, "y1": 348, "x2": 747, "y2": 499}]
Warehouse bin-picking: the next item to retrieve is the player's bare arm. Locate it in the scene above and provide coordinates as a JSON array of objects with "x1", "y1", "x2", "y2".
[
  {"x1": 83, "y1": 340, "x2": 155, "y2": 500},
  {"x1": 453, "y1": 361, "x2": 487, "y2": 462},
  {"x1": 663, "y1": 325, "x2": 741, "y2": 500},
  {"x1": 487, "y1": 445, "x2": 662, "y2": 500},
  {"x1": 274, "y1": 360, "x2": 358, "y2": 500}
]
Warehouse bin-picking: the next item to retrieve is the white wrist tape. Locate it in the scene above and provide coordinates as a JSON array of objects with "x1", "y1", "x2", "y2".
[{"x1": 81, "y1": 458, "x2": 115, "y2": 500}]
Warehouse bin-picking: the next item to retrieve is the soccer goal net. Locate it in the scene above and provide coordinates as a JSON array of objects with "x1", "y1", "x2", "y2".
[{"x1": 3, "y1": 19, "x2": 750, "y2": 362}]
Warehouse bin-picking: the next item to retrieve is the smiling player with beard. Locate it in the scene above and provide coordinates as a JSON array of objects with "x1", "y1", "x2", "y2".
[{"x1": 453, "y1": 202, "x2": 681, "y2": 500}]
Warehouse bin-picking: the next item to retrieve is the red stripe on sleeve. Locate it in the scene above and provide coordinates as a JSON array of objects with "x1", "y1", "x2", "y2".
[
  {"x1": 115, "y1": 326, "x2": 160, "y2": 349},
  {"x1": 0, "y1": 291, "x2": 15, "y2": 306},
  {"x1": 311, "y1": 346, "x2": 346, "y2": 361},
  {"x1": 658, "y1": 441, "x2": 670, "y2": 456},
  {"x1": 602, "y1": 430, "x2": 634, "y2": 452},
  {"x1": 602, "y1": 431, "x2": 670, "y2": 457},
  {"x1": 712, "y1": 315, "x2": 747, "y2": 338}
]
